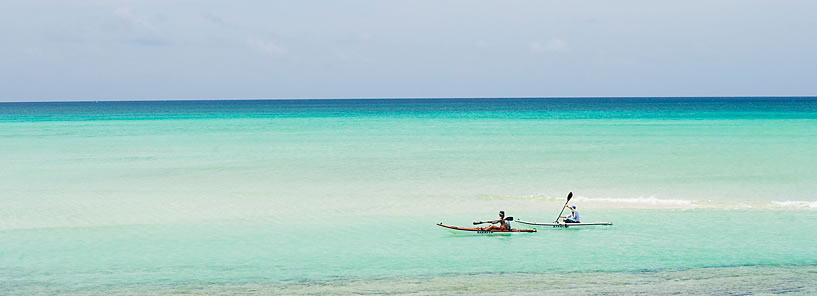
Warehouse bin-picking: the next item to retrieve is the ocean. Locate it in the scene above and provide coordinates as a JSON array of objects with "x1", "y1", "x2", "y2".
[{"x1": 1, "y1": 97, "x2": 816, "y2": 295}]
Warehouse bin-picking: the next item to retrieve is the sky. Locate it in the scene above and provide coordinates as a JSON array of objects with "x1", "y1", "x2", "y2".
[{"x1": 1, "y1": 0, "x2": 816, "y2": 101}]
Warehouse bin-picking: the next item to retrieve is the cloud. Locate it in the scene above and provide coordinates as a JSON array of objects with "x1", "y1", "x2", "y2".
[
  {"x1": 113, "y1": 7, "x2": 156, "y2": 31},
  {"x1": 110, "y1": 7, "x2": 170, "y2": 46},
  {"x1": 202, "y1": 13, "x2": 232, "y2": 28},
  {"x1": 530, "y1": 38, "x2": 568, "y2": 53},
  {"x1": 247, "y1": 38, "x2": 288, "y2": 55},
  {"x1": 126, "y1": 38, "x2": 170, "y2": 47},
  {"x1": 476, "y1": 40, "x2": 490, "y2": 48}
]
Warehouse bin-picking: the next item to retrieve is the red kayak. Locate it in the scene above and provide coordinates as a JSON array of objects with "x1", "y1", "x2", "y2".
[{"x1": 436, "y1": 223, "x2": 536, "y2": 233}]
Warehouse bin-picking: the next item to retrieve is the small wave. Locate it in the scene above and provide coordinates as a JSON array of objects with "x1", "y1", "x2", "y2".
[
  {"x1": 772, "y1": 200, "x2": 817, "y2": 209},
  {"x1": 519, "y1": 194, "x2": 696, "y2": 208},
  {"x1": 518, "y1": 194, "x2": 817, "y2": 210},
  {"x1": 573, "y1": 196, "x2": 693, "y2": 206}
]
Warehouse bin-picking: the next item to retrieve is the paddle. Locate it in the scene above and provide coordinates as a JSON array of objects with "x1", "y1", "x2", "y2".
[
  {"x1": 554, "y1": 192, "x2": 573, "y2": 223},
  {"x1": 473, "y1": 217, "x2": 513, "y2": 225}
]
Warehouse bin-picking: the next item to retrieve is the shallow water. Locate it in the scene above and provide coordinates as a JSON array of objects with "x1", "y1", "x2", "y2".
[
  {"x1": 7, "y1": 265, "x2": 817, "y2": 295},
  {"x1": 1, "y1": 98, "x2": 816, "y2": 294}
]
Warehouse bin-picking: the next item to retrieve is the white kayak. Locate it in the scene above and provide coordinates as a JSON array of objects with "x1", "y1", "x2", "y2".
[{"x1": 516, "y1": 220, "x2": 613, "y2": 227}]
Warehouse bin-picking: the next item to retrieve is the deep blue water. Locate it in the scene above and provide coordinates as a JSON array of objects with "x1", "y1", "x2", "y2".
[{"x1": 2, "y1": 97, "x2": 817, "y2": 121}]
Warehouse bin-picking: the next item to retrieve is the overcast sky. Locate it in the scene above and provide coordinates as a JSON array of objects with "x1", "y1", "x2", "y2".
[{"x1": 1, "y1": 0, "x2": 816, "y2": 101}]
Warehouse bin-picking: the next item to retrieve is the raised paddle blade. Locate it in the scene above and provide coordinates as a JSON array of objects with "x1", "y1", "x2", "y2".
[{"x1": 567, "y1": 192, "x2": 573, "y2": 201}]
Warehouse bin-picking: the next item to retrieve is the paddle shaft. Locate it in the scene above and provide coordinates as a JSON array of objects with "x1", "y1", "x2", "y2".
[
  {"x1": 473, "y1": 217, "x2": 513, "y2": 225},
  {"x1": 554, "y1": 192, "x2": 573, "y2": 222}
]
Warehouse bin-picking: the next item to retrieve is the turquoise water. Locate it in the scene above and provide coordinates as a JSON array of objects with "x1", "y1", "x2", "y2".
[{"x1": 1, "y1": 98, "x2": 817, "y2": 294}]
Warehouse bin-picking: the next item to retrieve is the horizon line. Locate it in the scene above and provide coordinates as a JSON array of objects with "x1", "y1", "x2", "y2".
[{"x1": 2, "y1": 95, "x2": 817, "y2": 104}]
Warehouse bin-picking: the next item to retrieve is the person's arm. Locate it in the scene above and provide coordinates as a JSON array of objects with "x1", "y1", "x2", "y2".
[{"x1": 473, "y1": 219, "x2": 501, "y2": 225}]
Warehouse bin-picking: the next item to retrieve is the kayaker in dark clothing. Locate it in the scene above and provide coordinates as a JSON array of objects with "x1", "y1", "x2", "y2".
[{"x1": 474, "y1": 210, "x2": 511, "y2": 230}]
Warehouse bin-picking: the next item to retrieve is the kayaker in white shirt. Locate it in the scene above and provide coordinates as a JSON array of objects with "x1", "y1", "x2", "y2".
[{"x1": 559, "y1": 205, "x2": 580, "y2": 223}]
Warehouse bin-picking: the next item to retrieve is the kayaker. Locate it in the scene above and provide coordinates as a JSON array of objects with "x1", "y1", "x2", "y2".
[
  {"x1": 482, "y1": 210, "x2": 511, "y2": 231},
  {"x1": 560, "y1": 205, "x2": 581, "y2": 223}
]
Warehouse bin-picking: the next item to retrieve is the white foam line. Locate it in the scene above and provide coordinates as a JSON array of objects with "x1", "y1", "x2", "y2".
[
  {"x1": 523, "y1": 194, "x2": 817, "y2": 210},
  {"x1": 573, "y1": 196, "x2": 693, "y2": 206},
  {"x1": 771, "y1": 200, "x2": 817, "y2": 208}
]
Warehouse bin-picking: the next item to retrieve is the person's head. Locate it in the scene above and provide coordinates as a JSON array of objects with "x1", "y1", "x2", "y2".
[
  {"x1": 571, "y1": 206, "x2": 576, "y2": 209},
  {"x1": 499, "y1": 210, "x2": 505, "y2": 218}
]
